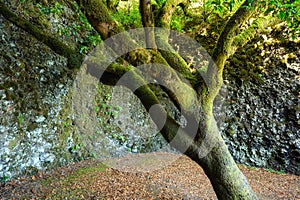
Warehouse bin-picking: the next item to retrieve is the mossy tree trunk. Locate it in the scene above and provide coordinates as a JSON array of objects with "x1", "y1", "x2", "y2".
[
  {"x1": 70, "y1": 1, "x2": 260, "y2": 199},
  {"x1": 1, "y1": 0, "x2": 276, "y2": 198},
  {"x1": 139, "y1": 0, "x2": 157, "y2": 48}
]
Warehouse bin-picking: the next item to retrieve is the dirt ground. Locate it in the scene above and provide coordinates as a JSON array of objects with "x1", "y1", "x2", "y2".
[{"x1": 1, "y1": 152, "x2": 299, "y2": 199}]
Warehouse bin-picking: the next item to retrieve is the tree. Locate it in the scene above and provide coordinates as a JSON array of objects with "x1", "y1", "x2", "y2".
[{"x1": 0, "y1": 0, "x2": 298, "y2": 198}]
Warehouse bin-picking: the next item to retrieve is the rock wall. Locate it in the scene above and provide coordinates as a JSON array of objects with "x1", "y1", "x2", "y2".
[
  {"x1": 0, "y1": 15, "x2": 78, "y2": 180},
  {"x1": 0, "y1": 7, "x2": 170, "y2": 179},
  {"x1": 221, "y1": 33, "x2": 300, "y2": 175}
]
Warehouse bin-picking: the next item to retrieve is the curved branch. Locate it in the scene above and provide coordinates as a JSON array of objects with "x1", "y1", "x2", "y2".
[
  {"x1": 0, "y1": 1, "x2": 83, "y2": 69},
  {"x1": 204, "y1": 0, "x2": 257, "y2": 109},
  {"x1": 86, "y1": 48, "x2": 200, "y2": 115},
  {"x1": 76, "y1": 0, "x2": 199, "y2": 109},
  {"x1": 76, "y1": 0, "x2": 154, "y2": 67},
  {"x1": 229, "y1": 16, "x2": 281, "y2": 57},
  {"x1": 75, "y1": 0, "x2": 119, "y2": 40},
  {"x1": 84, "y1": 56, "x2": 197, "y2": 142},
  {"x1": 155, "y1": 29, "x2": 197, "y2": 83},
  {"x1": 74, "y1": 1, "x2": 200, "y2": 116},
  {"x1": 153, "y1": 0, "x2": 199, "y2": 86}
]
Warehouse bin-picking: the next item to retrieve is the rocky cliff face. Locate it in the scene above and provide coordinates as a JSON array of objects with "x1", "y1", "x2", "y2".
[
  {"x1": 219, "y1": 32, "x2": 300, "y2": 175},
  {"x1": 0, "y1": 15, "x2": 77, "y2": 180}
]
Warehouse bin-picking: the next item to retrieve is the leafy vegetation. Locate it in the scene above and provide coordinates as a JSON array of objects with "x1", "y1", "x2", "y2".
[
  {"x1": 265, "y1": 0, "x2": 300, "y2": 38},
  {"x1": 111, "y1": 0, "x2": 142, "y2": 29},
  {"x1": 170, "y1": 7, "x2": 193, "y2": 32},
  {"x1": 37, "y1": 2, "x2": 64, "y2": 15}
]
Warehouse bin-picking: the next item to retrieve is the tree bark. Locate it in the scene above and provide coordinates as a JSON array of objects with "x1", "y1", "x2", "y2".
[
  {"x1": 139, "y1": 0, "x2": 157, "y2": 48},
  {"x1": 230, "y1": 16, "x2": 280, "y2": 57},
  {"x1": 106, "y1": 0, "x2": 119, "y2": 11},
  {"x1": 192, "y1": 117, "x2": 258, "y2": 199},
  {"x1": 206, "y1": 0, "x2": 258, "y2": 101},
  {"x1": 75, "y1": 0, "x2": 119, "y2": 40}
]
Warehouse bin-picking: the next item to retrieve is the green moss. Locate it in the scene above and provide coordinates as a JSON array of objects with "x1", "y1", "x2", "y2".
[
  {"x1": 8, "y1": 138, "x2": 18, "y2": 150},
  {"x1": 265, "y1": 168, "x2": 285, "y2": 174},
  {"x1": 67, "y1": 163, "x2": 108, "y2": 180},
  {"x1": 111, "y1": 0, "x2": 142, "y2": 29},
  {"x1": 41, "y1": 163, "x2": 108, "y2": 198}
]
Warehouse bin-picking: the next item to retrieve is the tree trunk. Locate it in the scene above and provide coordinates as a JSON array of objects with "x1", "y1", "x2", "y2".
[
  {"x1": 190, "y1": 118, "x2": 258, "y2": 199},
  {"x1": 139, "y1": 0, "x2": 157, "y2": 48},
  {"x1": 199, "y1": 138, "x2": 258, "y2": 199}
]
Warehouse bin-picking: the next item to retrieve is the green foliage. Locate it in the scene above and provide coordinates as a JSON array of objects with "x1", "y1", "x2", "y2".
[
  {"x1": 0, "y1": 176, "x2": 9, "y2": 183},
  {"x1": 206, "y1": 0, "x2": 244, "y2": 18},
  {"x1": 64, "y1": 121, "x2": 71, "y2": 127},
  {"x1": 246, "y1": 165, "x2": 258, "y2": 170},
  {"x1": 37, "y1": 2, "x2": 64, "y2": 15},
  {"x1": 70, "y1": 143, "x2": 82, "y2": 151},
  {"x1": 156, "y1": 0, "x2": 167, "y2": 6},
  {"x1": 170, "y1": 7, "x2": 193, "y2": 32},
  {"x1": 265, "y1": 0, "x2": 300, "y2": 36},
  {"x1": 78, "y1": 34, "x2": 101, "y2": 54},
  {"x1": 112, "y1": 133, "x2": 127, "y2": 143},
  {"x1": 71, "y1": 6, "x2": 102, "y2": 54},
  {"x1": 18, "y1": 114, "x2": 24, "y2": 125},
  {"x1": 170, "y1": 15, "x2": 185, "y2": 32},
  {"x1": 112, "y1": 1, "x2": 142, "y2": 29},
  {"x1": 94, "y1": 84, "x2": 127, "y2": 144},
  {"x1": 265, "y1": 168, "x2": 285, "y2": 174}
]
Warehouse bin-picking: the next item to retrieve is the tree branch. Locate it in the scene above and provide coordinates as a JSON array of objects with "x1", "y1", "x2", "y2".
[
  {"x1": 155, "y1": 0, "x2": 190, "y2": 29},
  {"x1": 140, "y1": 0, "x2": 157, "y2": 48},
  {"x1": 76, "y1": 0, "x2": 154, "y2": 67},
  {"x1": 153, "y1": 0, "x2": 200, "y2": 86},
  {"x1": 155, "y1": 29, "x2": 198, "y2": 84},
  {"x1": 75, "y1": 0, "x2": 119, "y2": 40},
  {"x1": 204, "y1": 0, "x2": 257, "y2": 110},
  {"x1": 0, "y1": 0, "x2": 83, "y2": 69},
  {"x1": 84, "y1": 57, "x2": 208, "y2": 152},
  {"x1": 229, "y1": 16, "x2": 280, "y2": 57},
  {"x1": 86, "y1": 48, "x2": 200, "y2": 116},
  {"x1": 76, "y1": 0, "x2": 200, "y2": 112}
]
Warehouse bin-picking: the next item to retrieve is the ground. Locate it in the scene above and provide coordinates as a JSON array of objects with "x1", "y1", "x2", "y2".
[{"x1": 0, "y1": 152, "x2": 299, "y2": 199}]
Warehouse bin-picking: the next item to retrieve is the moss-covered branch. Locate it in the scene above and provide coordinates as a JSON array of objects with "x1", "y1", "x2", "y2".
[
  {"x1": 155, "y1": 29, "x2": 198, "y2": 83},
  {"x1": 86, "y1": 56, "x2": 208, "y2": 149},
  {"x1": 87, "y1": 48, "x2": 200, "y2": 115},
  {"x1": 0, "y1": 0, "x2": 83, "y2": 69},
  {"x1": 75, "y1": 0, "x2": 199, "y2": 112},
  {"x1": 155, "y1": 0, "x2": 190, "y2": 29},
  {"x1": 153, "y1": 0, "x2": 199, "y2": 86},
  {"x1": 75, "y1": 0, "x2": 120, "y2": 40},
  {"x1": 229, "y1": 16, "x2": 280, "y2": 57},
  {"x1": 204, "y1": 0, "x2": 257, "y2": 109},
  {"x1": 138, "y1": 62, "x2": 200, "y2": 114}
]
